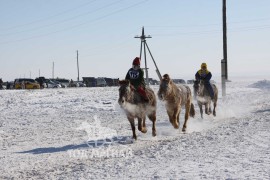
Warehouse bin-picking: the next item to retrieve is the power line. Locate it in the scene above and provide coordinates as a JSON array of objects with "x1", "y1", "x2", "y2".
[
  {"x1": 150, "y1": 24, "x2": 270, "y2": 37},
  {"x1": 0, "y1": 0, "x2": 98, "y2": 31},
  {"x1": 146, "y1": 17, "x2": 270, "y2": 29},
  {"x1": 0, "y1": 0, "x2": 149, "y2": 45},
  {"x1": 0, "y1": 0, "x2": 124, "y2": 37}
]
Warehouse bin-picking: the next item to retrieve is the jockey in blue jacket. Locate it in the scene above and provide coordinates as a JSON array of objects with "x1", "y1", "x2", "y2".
[
  {"x1": 195, "y1": 62, "x2": 214, "y2": 99},
  {"x1": 125, "y1": 57, "x2": 148, "y2": 102}
]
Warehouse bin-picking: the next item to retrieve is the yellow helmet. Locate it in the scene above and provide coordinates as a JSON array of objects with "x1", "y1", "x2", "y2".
[{"x1": 201, "y1": 62, "x2": 207, "y2": 69}]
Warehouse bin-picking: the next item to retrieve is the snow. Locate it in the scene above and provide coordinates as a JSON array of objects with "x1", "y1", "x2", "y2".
[{"x1": 0, "y1": 79, "x2": 269, "y2": 179}]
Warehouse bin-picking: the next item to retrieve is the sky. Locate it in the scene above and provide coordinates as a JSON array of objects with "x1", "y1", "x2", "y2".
[{"x1": 0, "y1": 0, "x2": 270, "y2": 81}]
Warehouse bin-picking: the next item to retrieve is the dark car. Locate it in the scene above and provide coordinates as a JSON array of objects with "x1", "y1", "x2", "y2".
[
  {"x1": 172, "y1": 79, "x2": 186, "y2": 84},
  {"x1": 187, "y1": 80, "x2": 195, "y2": 84},
  {"x1": 82, "y1": 77, "x2": 97, "y2": 87},
  {"x1": 35, "y1": 77, "x2": 46, "y2": 88},
  {"x1": 52, "y1": 78, "x2": 70, "y2": 88},
  {"x1": 104, "y1": 78, "x2": 119, "y2": 86}
]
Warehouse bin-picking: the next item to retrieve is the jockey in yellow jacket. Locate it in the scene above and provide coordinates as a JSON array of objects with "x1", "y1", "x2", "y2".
[{"x1": 195, "y1": 63, "x2": 214, "y2": 99}]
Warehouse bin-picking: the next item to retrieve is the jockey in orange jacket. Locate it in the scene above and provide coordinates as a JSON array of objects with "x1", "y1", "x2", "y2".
[
  {"x1": 125, "y1": 57, "x2": 148, "y2": 101},
  {"x1": 195, "y1": 62, "x2": 214, "y2": 99}
]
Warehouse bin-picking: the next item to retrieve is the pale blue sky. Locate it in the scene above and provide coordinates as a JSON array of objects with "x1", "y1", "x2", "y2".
[{"x1": 0, "y1": 0, "x2": 270, "y2": 81}]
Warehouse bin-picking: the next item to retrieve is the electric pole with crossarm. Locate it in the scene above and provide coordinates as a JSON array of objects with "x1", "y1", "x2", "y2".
[{"x1": 134, "y1": 27, "x2": 162, "y2": 86}]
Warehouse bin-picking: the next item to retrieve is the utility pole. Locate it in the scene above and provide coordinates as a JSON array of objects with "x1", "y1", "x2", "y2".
[
  {"x1": 221, "y1": 0, "x2": 228, "y2": 97},
  {"x1": 52, "y1": 61, "x2": 54, "y2": 79},
  {"x1": 134, "y1": 27, "x2": 162, "y2": 86},
  {"x1": 39, "y1": 69, "x2": 40, "y2": 77},
  {"x1": 77, "y1": 50, "x2": 80, "y2": 82},
  {"x1": 223, "y1": 0, "x2": 228, "y2": 80}
]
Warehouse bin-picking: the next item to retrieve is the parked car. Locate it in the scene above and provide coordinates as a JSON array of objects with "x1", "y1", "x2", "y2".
[
  {"x1": 3, "y1": 81, "x2": 14, "y2": 89},
  {"x1": 76, "y1": 81, "x2": 86, "y2": 87},
  {"x1": 35, "y1": 77, "x2": 47, "y2": 88},
  {"x1": 172, "y1": 79, "x2": 186, "y2": 84},
  {"x1": 82, "y1": 77, "x2": 96, "y2": 87},
  {"x1": 0, "y1": 78, "x2": 4, "y2": 89},
  {"x1": 146, "y1": 78, "x2": 159, "y2": 85},
  {"x1": 50, "y1": 79, "x2": 64, "y2": 88},
  {"x1": 96, "y1": 77, "x2": 107, "y2": 87},
  {"x1": 52, "y1": 78, "x2": 70, "y2": 88},
  {"x1": 187, "y1": 80, "x2": 195, "y2": 84},
  {"x1": 45, "y1": 79, "x2": 61, "y2": 88},
  {"x1": 14, "y1": 78, "x2": 40, "y2": 89},
  {"x1": 104, "y1": 78, "x2": 119, "y2": 86}
]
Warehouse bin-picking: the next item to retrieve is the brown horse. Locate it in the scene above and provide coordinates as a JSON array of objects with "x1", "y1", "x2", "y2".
[
  {"x1": 158, "y1": 74, "x2": 195, "y2": 132},
  {"x1": 195, "y1": 80, "x2": 218, "y2": 119},
  {"x1": 118, "y1": 80, "x2": 157, "y2": 140}
]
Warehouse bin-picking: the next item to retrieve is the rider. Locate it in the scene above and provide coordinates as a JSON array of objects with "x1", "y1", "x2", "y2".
[
  {"x1": 195, "y1": 62, "x2": 214, "y2": 100},
  {"x1": 125, "y1": 57, "x2": 148, "y2": 102}
]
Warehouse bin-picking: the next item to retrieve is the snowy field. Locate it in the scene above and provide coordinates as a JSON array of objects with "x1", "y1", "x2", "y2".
[{"x1": 0, "y1": 78, "x2": 269, "y2": 179}]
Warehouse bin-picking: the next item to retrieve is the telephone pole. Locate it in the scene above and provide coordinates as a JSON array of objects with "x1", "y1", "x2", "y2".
[
  {"x1": 223, "y1": 0, "x2": 228, "y2": 80},
  {"x1": 77, "y1": 50, "x2": 80, "y2": 82},
  {"x1": 134, "y1": 27, "x2": 162, "y2": 86}
]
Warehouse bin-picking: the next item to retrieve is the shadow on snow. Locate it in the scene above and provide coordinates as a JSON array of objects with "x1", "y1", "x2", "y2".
[{"x1": 17, "y1": 136, "x2": 132, "y2": 155}]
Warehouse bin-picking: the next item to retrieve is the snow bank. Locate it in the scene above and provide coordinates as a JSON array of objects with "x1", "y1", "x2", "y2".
[{"x1": 248, "y1": 80, "x2": 270, "y2": 90}]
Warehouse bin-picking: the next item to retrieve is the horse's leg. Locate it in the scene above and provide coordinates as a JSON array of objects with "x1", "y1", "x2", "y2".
[
  {"x1": 173, "y1": 107, "x2": 180, "y2": 129},
  {"x1": 183, "y1": 101, "x2": 191, "y2": 132},
  {"x1": 207, "y1": 102, "x2": 212, "y2": 115},
  {"x1": 148, "y1": 112, "x2": 156, "y2": 137},
  {"x1": 138, "y1": 118, "x2": 142, "y2": 132},
  {"x1": 213, "y1": 100, "x2": 217, "y2": 116},
  {"x1": 141, "y1": 116, "x2": 147, "y2": 133},
  {"x1": 205, "y1": 102, "x2": 211, "y2": 115},
  {"x1": 128, "y1": 117, "x2": 137, "y2": 140},
  {"x1": 167, "y1": 110, "x2": 174, "y2": 126},
  {"x1": 199, "y1": 103, "x2": 203, "y2": 119}
]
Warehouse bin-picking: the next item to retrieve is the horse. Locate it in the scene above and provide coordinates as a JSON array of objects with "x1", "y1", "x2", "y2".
[
  {"x1": 118, "y1": 80, "x2": 157, "y2": 140},
  {"x1": 195, "y1": 80, "x2": 218, "y2": 119},
  {"x1": 158, "y1": 74, "x2": 195, "y2": 132}
]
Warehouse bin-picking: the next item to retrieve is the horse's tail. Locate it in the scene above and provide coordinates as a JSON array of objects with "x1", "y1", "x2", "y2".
[{"x1": 190, "y1": 103, "x2": 195, "y2": 118}]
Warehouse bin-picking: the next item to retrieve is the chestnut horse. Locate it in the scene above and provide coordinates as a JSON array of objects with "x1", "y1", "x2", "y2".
[
  {"x1": 158, "y1": 74, "x2": 195, "y2": 132},
  {"x1": 118, "y1": 80, "x2": 157, "y2": 140},
  {"x1": 195, "y1": 80, "x2": 218, "y2": 119}
]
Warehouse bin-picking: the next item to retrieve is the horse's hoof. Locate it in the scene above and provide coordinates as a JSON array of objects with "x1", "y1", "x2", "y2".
[
  {"x1": 133, "y1": 135, "x2": 137, "y2": 140},
  {"x1": 152, "y1": 131, "x2": 156, "y2": 137},
  {"x1": 141, "y1": 128, "x2": 147, "y2": 133},
  {"x1": 213, "y1": 112, "x2": 216, "y2": 116},
  {"x1": 182, "y1": 128, "x2": 186, "y2": 132}
]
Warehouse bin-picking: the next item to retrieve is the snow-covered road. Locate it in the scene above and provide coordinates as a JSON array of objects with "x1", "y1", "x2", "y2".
[{"x1": 0, "y1": 79, "x2": 269, "y2": 179}]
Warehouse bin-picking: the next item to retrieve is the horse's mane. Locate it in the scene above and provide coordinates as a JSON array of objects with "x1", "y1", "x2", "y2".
[
  {"x1": 160, "y1": 74, "x2": 181, "y2": 102},
  {"x1": 118, "y1": 79, "x2": 156, "y2": 106}
]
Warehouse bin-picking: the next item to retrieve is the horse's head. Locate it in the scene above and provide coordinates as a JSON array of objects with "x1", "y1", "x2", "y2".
[
  {"x1": 158, "y1": 74, "x2": 173, "y2": 100},
  {"x1": 118, "y1": 80, "x2": 133, "y2": 106},
  {"x1": 197, "y1": 80, "x2": 206, "y2": 97},
  {"x1": 193, "y1": 80, "x2": 199, "y2": 95}
]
